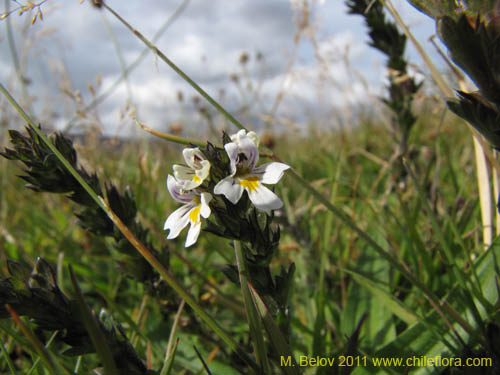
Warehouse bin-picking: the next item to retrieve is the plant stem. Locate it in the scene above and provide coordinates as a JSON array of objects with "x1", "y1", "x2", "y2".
[
  {"x1": 5, "y1": 305, "x2": 69, "y2": 375},
  {"x1": 473, "y1": 135, "x2": 493, "y2": 247},
  {"x1": 135, "y1": 119, "x2": 206, "y2": 147},
  {"x1": 4, "y1": 0, "x2": 30, "y2": 111},
  {"x1": 234, "y1": 241, "x2": 271, "y2": 375},
  {"x1": 494, "y1": 151, "x2": 500, "y2": 236}
]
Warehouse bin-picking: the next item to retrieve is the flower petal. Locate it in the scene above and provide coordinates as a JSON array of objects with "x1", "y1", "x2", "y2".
[
  {"x1": 185, "y1": 220, "x2": 202, "y2": 247},
  {"x1": 173, "y1": 164, "x2": 195, "y2": 179},
  {"x1": 167, "y1": 175, "x2": 195, "y2": 203},
  {"x1": 197, "y1": 160, "x2": 211, "y2": 180},
  {"x1": 230, "y1": 129, "x2": 246, "y2": 143},
  {"x1": 236, "y1": 131, "x2": 259, "y2": 169},
  {"x1": 183, "y1": 148, "x2": 203, "y2": 168},
  {"x1": 247, "y1": 183, "x2": 283, "y2": 213},
  {"x1": 247, "y1": 131, "x2": 260, "y2": 148},
  {"x1": 184, "y1": 148, "x2": 211, "y2": 178},
  {"x1": 214, "y1": 176, "x2": 244, "y2": 204},
  {"x1": 224, "y1": 142, "x2": 239, "y2": 175},
  {"x1": 173, "y1": 164, "x2": 207, "y2": 190},
  {"x1": 253, "y1": 162, "x2": 290, "y2": 185},
  {"x1": 164, "y1": 204, "x2": 191, "y2": 239},
  {"x1": 200, "y1": 192, "x2": 212, "y2": 218}
]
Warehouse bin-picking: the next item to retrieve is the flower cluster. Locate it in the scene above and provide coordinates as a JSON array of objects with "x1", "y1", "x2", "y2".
[{"x1": 164, "y1": 130, "x2": 290, "y2": 247}]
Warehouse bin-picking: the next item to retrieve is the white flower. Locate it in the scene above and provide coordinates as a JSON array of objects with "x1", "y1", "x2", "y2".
[
  {"x1": 164, "y1": 175, "x2": 212, "y2": 247},
  {"x1": 172, "y1": 148, "x2": 210, "y2": 190},
  {"x1": 232, "y1": 130, "x2": 260, "y2": 148},
  {"x1": 214, "y1": 129, "x2": 290, "y2": 213}
]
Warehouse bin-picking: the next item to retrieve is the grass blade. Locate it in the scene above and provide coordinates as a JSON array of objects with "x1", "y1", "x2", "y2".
[
  {"x1": 68, "y1": 265, "x2": 118, "y2": 375},
  {"x1": 5, "y1": 304, "x2": 70, "y2": 375},
  {"x1": 247, "y1": 283, "x2": 300, "y2": 375},
  {"x1": 234, "y1": 241, "x2": 271, "y2": 375},
  {"x1": 193, "y1": 345, "x2": 212, "y2": 375},
  {"x1": 27, "y1": 331, "x2": 59, "y2": 375},
  {"x1": 346, "y1": 269, "x2": 418, "y2": 325},
  {"x1": 0, "y1": 340, "x2": 16, "y2": 375},
  {"x1": 160, "y1": 338, "x2": 179, "y2": 375},
  {"x1": 160, "y1": 299, "x2": 185, "y2": 374}
]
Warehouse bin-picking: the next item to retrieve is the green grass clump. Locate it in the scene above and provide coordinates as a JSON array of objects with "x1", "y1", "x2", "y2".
[{"x1": 2, "y1": 105, "x2": 497, "y2": 374}]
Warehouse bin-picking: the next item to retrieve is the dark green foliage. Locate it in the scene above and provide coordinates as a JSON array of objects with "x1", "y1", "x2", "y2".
[
  {"x1": 346, "y1": 0, "x2": 421, "y2": 154},
  {"x1": 439, "y1": 14, "x2": 500, "y2": 105},
  {"x1": 435, "y1": 10, "x2": 500, "y2": 154},
  {"x1": 447, "y1": 91, "x2": 500, "y2": 150},
  {"x1": 408, "y1": 0, "x2": 463, "y2": 20},
  {"x1": 409, "y1": 0, "x2": 499, "y2": 21},
  {"x1": 439, "y1": 321, "x2": 500, "y2": 374},
  {"x1": 0, "y1": 126, "x2": 172, "y2": 299},
  {"x1": 339, "y1": 314, "x2": 367, "y2": 375},
  {"x1": 0, "y1": 258, "x2": 150, "y2": 375}
]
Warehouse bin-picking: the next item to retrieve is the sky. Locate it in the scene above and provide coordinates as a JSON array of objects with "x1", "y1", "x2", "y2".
[{"x1": 0, "y1": 0, "x2": 444, "y2": 136}]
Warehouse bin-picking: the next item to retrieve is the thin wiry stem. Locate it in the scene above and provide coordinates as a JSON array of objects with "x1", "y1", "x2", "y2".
[
  {"x1": 101, "y1": 11, "x2": 134, "y2": 105},
  {"x1": 4, "y1": 0, "x2": 30, "y2": 113},
  {"x1": 6, "y1": 305, "x2": 69, "y2": 375},
  {"x1": 102, "y1": 2, "x2": 247, "y2": 133},
  {"x1": 64, "y1": 0, "x2": 191, "y2": 131},
  {"x1": 135, "y1": 119, "x2": 206, "y2": 147},
  {"x1": 494, "y1": 151, "x2": 500, "y2": 236}
]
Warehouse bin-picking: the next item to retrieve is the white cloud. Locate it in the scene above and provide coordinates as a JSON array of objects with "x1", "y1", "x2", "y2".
[{"x1": 0, "y1": 0, "x2": 441, "y2": 135}]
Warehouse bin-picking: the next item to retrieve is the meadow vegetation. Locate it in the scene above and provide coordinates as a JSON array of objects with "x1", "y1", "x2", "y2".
[{"x1": 1, "y1": 1, "x2": 500, "y2": 374}]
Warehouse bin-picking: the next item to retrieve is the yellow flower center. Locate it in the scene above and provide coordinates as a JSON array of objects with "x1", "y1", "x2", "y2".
[
  {"x1": 193, "y1": 175, "x2": 201, "y2": 183},
  {"x1": 238, "y1": 176, "x2": 260, "y2": 192},
  {"x1": 189, "y1": 205, "x2": 201, "y2": 223}
]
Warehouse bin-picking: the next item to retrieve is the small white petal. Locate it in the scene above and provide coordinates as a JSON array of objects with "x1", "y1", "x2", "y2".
[
  {"x1": 237, "y1": 132, "x2": 259, "y2": 169},
  {"x1": 182, "y1": 148, "x2": 200, "y2": 168},
  {"x1": 247, "y1": 184, "x2": 283, "y2": 213},
  {"x1": 184, "y1": 148, "x2": 210, "y2": 175},
  {"x1": 167, "y1": 175, "x2": 195, "y2": 203},
  {"x1": 173, "y1": 164, "x2": 207, "y2": 190},
  {"x1": 200, "y1": 192, "x2": 212, "y2": 218},
  {"x1": 247, "y1": 131, "x2": 260, "y2": 148},
  {"x1": 197, "y1": 160, "x2": 211, "y2": 180},
  {"x1": 173, "y1": 164, "x2": 195, "y2": 180},
  {"x1": 253, "y1": 162, "x2": 290, "y2": 185},
  {"x1": 164, "y1": 204, "x2": 191, "y2": 239},
  {"x1": 185, "y1": 220, "x2": 202, "y2": 247},
  {"x1": 230, "y1": 129, "x2": 246, "y2": 143},
  {"x1": 214, "y1": 176, "x2": 244, "y2": 204},
  {"x1": 224, "y1": 142, "x2": 239, "y2": 175}
]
